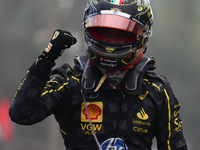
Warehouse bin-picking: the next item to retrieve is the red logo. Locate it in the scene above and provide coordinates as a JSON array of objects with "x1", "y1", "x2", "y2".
[
  {"x1": 81, "y1": 102, "x2": 103, "y2": 122},
  {"x1": 45, "y1": 43, "x2": 52, "y2": 52}
]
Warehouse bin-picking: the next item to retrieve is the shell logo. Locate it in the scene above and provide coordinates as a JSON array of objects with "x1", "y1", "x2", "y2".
[
  {"x1": 81, "y1": 102, "x2": 103, "y2": 122},
  {"x1": 83, "y1": 104, "x2": 101, "y2": 120}
]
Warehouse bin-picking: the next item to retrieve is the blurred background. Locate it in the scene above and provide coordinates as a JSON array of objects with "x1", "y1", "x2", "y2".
[{"x1": 0, "y1": 0, "x2": 199, "y2": 149}]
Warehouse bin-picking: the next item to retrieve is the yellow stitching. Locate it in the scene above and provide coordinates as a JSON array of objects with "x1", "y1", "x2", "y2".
[
  {"x1": 138, "y1": 7, "x2": 150, "y2": 19},
  {"x1": 164, "y1": 89, "x2": 171, "y2": 150},
  {"x1": 45, "y1": 85, "x2": 52, "y2": 88},
  {"x1": 60, "y1": 128, "x2": 67, "y2": 135},
  {"x1": 35, "y1": 58, "x2": 42, "y2": 65},
  {"x1": 57, "y1": 82, "x2": 69, "y2": 91},
  {"x1": 48, "y1": 77, "x2": 58, "y2": 84},
  {"x1": 146, "y1": 73, "x2": 166, "y2": 83},
  {"x1": 72, "y1": 76, "x2": 80, "y2": 83},
  {"x1": 41, "y1": 78, "x2": 69, "y2": 96},
  {"x1": 41, "y1": 91, "x2": 48, "y2": 97},
  {"x1": 64, "y1": 33, "x2": 73, "y2": 38},
  {"x1": 143, "y1": 78, "x2": 148, "y2": 82}
]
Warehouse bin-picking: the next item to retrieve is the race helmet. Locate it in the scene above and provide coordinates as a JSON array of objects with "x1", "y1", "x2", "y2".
[{"x1": 83, "y1": 0, "x2": 153, "y2": 70}]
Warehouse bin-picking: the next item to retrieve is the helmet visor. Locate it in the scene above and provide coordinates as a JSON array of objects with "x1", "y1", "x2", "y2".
[
  {"x1": 89, "y1": 27, "x2": 137, "y2": 43},
  {"x1": 85, "y1": 14, "x2": 144, "y2": 36}
]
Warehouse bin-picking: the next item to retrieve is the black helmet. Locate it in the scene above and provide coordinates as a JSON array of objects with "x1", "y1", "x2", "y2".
[{"x1": 83, "y1": 0, "x2": 153, "y2": 70}]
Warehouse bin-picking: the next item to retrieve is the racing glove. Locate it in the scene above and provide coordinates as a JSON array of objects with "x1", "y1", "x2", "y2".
[
  {"x1": 29, "y1": 29, "x2": 77, "y2": 80},
  {"x1": 43, "y1": 29, "x2": 77, "y2": 61}
]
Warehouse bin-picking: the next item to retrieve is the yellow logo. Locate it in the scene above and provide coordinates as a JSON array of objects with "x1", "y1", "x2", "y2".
[
  {"x1": 174, "y1": 118, "x2": 182, "y2": 132},
  {"x1": 133, "y1": 127, "x2": 148, "y2": 133},
  {"x1": 138, "y1": 91, "x2": 149, "y2": 100},
  {"x1": 105, "y1": 47, "x2": 114, "y2": 53},
  {"x1": 152, "y1": 83, "x2": 162, "y2": 92},
  {"x1": 137, "y1": 108, "x2": 149, "y2": 120},
  {"x1": 137, "y1": 5, "x2": 143, "y2": 11},
  {"x1": 81, "y1": 102, "x2": 103, "y2": 122},
  {"x1": 52, "y1": 31, "x2": 60, "y2": 40},
  {"x1": 93, "y1": 0, "x2": 99, "y2": 5}
]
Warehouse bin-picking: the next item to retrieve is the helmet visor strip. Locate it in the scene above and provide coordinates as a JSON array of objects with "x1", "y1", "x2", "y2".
[{"x1": 85, "y1": 14, "x2": 144, "y2": 36}]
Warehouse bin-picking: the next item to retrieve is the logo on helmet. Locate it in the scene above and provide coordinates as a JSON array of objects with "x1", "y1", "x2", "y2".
[
  {"x1": 105, "y1": 47, "x2": 115, "y2": 53},
  {"x1": 93, "y1": 0, "x2": 99, "y2": 5},
  {"x1": 100, "y1": 58, "x2": 118, "y2": 68},
  {"x1": 105, "y1": 0, "x2": 136, "y2": 5},
  {"x1": 111, "y1": 8, "x2": 121, "y2": 12},
  {"x1": 83, "y1": 0, "x2": 153, "y2": 70},
  {"x1": 110, "y1": 0, "x2": 125, "y2": 5},
  {"x1": 137, "y1": 0, "x2": 149, "y2": 12}
]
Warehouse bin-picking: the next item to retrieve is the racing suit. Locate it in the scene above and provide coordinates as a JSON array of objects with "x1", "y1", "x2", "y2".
[{"x1": 9, "y1": 55, "x2": 188, "y2": 150}]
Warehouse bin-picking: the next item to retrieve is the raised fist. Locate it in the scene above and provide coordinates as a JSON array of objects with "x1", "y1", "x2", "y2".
[{"x1": 43, "y1": 29, "x2": 77, "y2": 61}]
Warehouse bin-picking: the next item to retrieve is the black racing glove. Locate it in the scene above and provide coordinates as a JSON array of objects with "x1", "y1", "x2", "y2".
[
  {"x1": 43, "y1": 29, "x2": 77, "y2": 61},
  {"x1": 29, "y1": 29, "x2": 77, "y2": 80}
]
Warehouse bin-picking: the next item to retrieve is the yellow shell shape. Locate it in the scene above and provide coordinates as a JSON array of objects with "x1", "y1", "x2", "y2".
[{"x1": 83, "y1": 104, "x2": 102, "y2": 120}]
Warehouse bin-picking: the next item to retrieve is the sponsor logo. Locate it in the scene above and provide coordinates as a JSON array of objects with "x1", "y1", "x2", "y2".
[
  {"x1": 45, "y1": 43, "x2": 52, "y2": 52},
  {"x1": 132, "y1": 119, "x2": 151, "y2": 126},
  {"x1": 174, "y1": 110, "x2": 180, "y2": 117},
  {"x1": 100, "y1": 58, "x2": 118, "y2": 63},
  {"x1": 81, "y1": 102, "x2": 103, "y2": 122},
  {"x1": 101, "y1": 10, "x2": 130, "y2": 18},
  {"x1": 110, "y1": 0, "x2": 125, "y2": 5},
  {"x1": 81, "y1": 102, "x2": 103, "y2": 135},
  {"x1": 100, "y1": 62, "x2": 117, "y2": 68},
  {"x1": 138, "y1": 91, "x2": 149, "y2": 100},
  {"x1": 174, "y1": 118, "x2": 182, "y2": 132},
  {"x1": 105, "y1": 47, "x2": 115, "y2": 53},
  {"x1": 152, "y1": 83, "x2": 162, "y2": 92},
  {"x1": 52, "y1": 31, "x2": 59, "y2": 40},
  {"x1": 174, "y1": 103, "x2": 181, "y2": 109},
  {"x1": 173, "y1": 110, "x2": 182, "y2": 132},
  {"x1": 111, "y1": 8, "x2": 121, "y2": 12},
  {"x1": 137, "y1": 108, "x2": 149, "y2": 120},
  {"x1": 101, "y1": 138, "x2": 128, "y2": 150},
  {"x1": 81, "y1": 123, "x2": 102, "y2": 135},
  {"x1": 99, "y1": 58, "x2": 118, "y2": 68},
  {"x1": 105, "y1": 0, "x2": 136, "y2": 6},
  {"x1": 132, "y1": 108, "x2": 151, "y2": 133},
  {"x1": 133, "y1": 127, "x2": 148, "y2": 133}
]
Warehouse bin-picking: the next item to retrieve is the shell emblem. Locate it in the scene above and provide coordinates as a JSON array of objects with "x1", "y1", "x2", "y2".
[{"x1": 81, "y1": 102, "x2": 103, "y2": 122}]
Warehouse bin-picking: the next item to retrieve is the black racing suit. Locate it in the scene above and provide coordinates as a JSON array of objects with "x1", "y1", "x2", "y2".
[{"x1": 9, "y1": 55, "x2": 188, "y2": 150}]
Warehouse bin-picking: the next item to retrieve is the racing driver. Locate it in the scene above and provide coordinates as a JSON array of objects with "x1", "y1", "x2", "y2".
[{"x1": 9, "y1": 0, "x2": 188, "y2": 149}]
